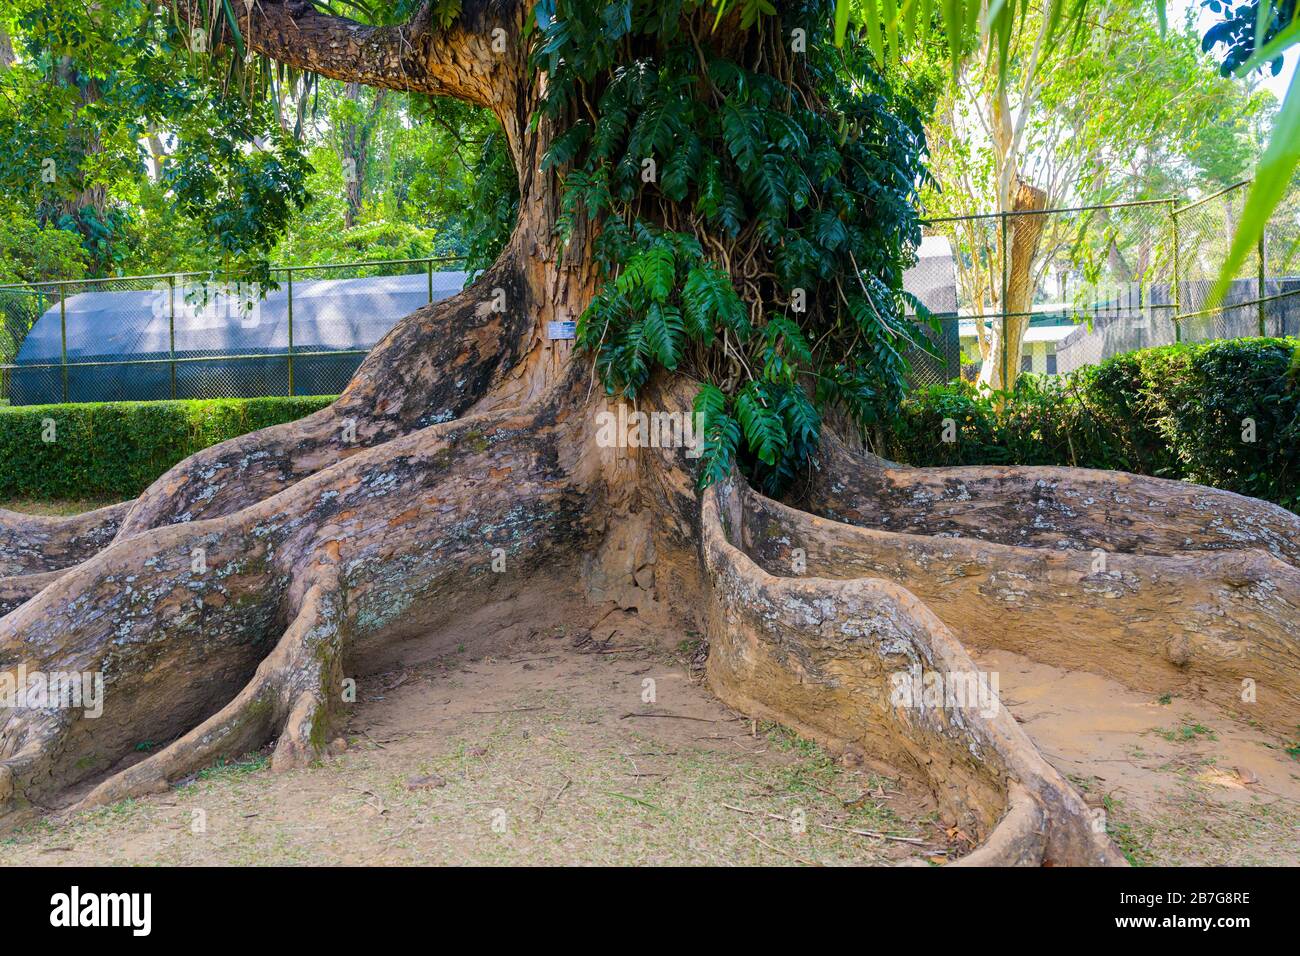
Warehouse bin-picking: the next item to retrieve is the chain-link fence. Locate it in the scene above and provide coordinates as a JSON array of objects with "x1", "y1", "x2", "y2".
[
  {"x1": 4, "y1": 191, "x2": 1297, "y2": 406},
  {"x1": 0, "y1": 257, "x2": 468, "y2": 406},
  {"x1": 903, "y1": 179, "x2": 1300, "y2": 387}
]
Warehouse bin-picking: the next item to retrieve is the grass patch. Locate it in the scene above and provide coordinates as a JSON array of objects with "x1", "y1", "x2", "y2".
[
  {"x1": 1101, "y1": 794, "x2": 1156, "y2": 866},
  {"x1": 1153, "y1": 721, "x2": 1218, "y2": 743},
  {"x1": 0, "y1": 497, "x2": 125, "y2": 516},
  {"x1": 191, "y1": 752, "x2": 270, "y2": 782}
]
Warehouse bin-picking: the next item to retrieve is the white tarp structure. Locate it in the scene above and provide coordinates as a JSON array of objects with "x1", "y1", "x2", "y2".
[
  {"x1": 11, "y1": 272, "x2": 466, "y2": 404},
  {"x1": 900, "y1": 235, "x2": 962, "y2": 384},
  {"x1": 903, "y1": 235, "x2": 958, "y2": 315}
]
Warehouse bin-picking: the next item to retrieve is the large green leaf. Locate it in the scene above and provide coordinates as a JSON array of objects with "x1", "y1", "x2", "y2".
[{"x1": 1212, "y1": 66, "x2": 1300, "y2": 305}]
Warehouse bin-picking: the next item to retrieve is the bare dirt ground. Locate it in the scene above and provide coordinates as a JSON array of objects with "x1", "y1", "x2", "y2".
[
  {"x1": 977, "y1": 649, "x2": 1300, "y2": 866},
  {"x1": 2, "y1": 499, "x2": 1297, "y2": 866},
  {"x1": 0, "y1": 591, "x2": 955, "y2": 866}
]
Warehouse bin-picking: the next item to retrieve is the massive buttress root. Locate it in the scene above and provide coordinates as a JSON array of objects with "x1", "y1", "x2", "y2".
[
  {"x1": 698, "y1": 472, "x2": 1123, "y2": 866},
  {"x1": 0, "y1": 387, "x2": 594, "y2": 816},
  {"x1": 630, "y1": 384, "x2": 1296, "y2": 865},
  {"x1": 789, "y1": 433, "x2": 1300, "y2": 733},
  {"x1": 0, "y1": 250, "x2": 537, "y2": 586},
  {"x1": 804, "y1": 431, "x2": 1300, "y2": 565}
]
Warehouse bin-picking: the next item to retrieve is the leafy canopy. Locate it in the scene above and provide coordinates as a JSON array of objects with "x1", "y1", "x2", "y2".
[
  {"x1": 0, "y1": 0, "x2": 312, "y2": 283},
  {"x1": 824, "y1": 0, "x2": 1300, "y2": 306}
]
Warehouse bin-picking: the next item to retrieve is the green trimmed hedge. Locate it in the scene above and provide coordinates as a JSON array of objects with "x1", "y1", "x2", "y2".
[
  {"x1": 0, "y1": 396, "x2": 336, "y2": 500},
  {"x1": 885, "y1": 338, "x2": 1300, "y2": 512},
  {"x1": 4, "y1": 339, "x2": 1297, "y2": 509}
]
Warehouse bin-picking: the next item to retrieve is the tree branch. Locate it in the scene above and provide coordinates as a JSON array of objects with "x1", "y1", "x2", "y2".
[{"x1": 184, "y1": 0, "x2": 513, "y2": 109}]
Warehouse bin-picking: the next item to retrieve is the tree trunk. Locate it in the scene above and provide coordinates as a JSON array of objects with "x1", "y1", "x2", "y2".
[
  {"x1": 0, "y1": 1, "x2": 1295, "y2": 868},
  {"x1": 48, "y1": 58, "x2": 110, "y2": 233},
  {"x1": 979, "y1": 178, "x2": 1048, "y2": 389},
  {"x1": 339, "y1": 83, "x2": 387, "y2": 229}
]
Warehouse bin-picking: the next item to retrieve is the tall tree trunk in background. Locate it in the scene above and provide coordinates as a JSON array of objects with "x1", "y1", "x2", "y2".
[
  {"x1": 145, "y1": 131, "x2": 166, "y2": 182},
  {"x1": 978, "y1": 178, "x2": 1047, "y2": 389},
  {"x1": 339, "y1": 82, "x2": 388, "y2": 229},
  {"x1": 1098, "y1": 207, "x2": 1135, "y2": 283}
]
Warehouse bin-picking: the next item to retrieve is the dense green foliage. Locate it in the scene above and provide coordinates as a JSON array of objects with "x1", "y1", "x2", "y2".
[
  {"x1": 885, "y1": 338, "x2": 1300, "y2": 510},
  {"x1": 0, "y1": 395, "x2": 334, "y2": 499},
  {"x1": 0, "y1": 0, "x2": 312, "y2": 284},
  {"x1": 0, "y1": 0, "x2": 515, "y2": 284},
  {"x1": 538, "y1": 0, "x2": 930, "y2": 491},
  {"x1": 272, "y1": 90, "x2": 515, "y2": 273}
]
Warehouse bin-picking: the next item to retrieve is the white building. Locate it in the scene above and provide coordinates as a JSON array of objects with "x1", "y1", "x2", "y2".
[
  {"x1": 957, "y1": 311, "x2": 1078, "y2": 375},
  {"x1": 903, "y1": 236, "x2": 1079, "y2": 377}
]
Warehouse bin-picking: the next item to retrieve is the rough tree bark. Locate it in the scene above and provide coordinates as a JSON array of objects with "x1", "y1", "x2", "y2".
[
  {"x1": 978, "y1": 178, "x2": 1048, "y2": 390},
  {"x1": 0, "y1": 0, "x2": 1295, "y2": 867}
]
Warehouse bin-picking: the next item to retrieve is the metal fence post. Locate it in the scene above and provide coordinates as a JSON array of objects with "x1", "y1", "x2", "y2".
[
  {"x1": 286, "y1": 269, "x2": 295, "y2": 397},
  {"x1": 427, "y1": 258, "x2": 433, "y2": 304},
  {"x1": 59, "y1": 284, "x2": 68, "y2": 403},
  {"x1": 169, "y1": 275, "x2": 177, "y2": 399},
  {"x1": 999, "y1": 211, "x2": 1009, "y2": 389},
  {"x1": 1170, "y1": 201, "x2": 1181, "y2": 343},
  {"x1": 1257, "y1": 229, "x2": 1267, "y2": 336}
]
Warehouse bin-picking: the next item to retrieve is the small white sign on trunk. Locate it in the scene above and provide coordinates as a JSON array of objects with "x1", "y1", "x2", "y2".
[{"x1": 547, "y1": 320, "x2": 577, "y2": 340}]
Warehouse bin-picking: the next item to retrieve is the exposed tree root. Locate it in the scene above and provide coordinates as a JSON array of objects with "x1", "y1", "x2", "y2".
[
  {"x1": 743, "y1": 488, "x2": 1300, "y2": 736},
  {"x1": 0, "y1": 570, "x2": 63, "y2": 618},
  {"x1": 0, "y1": 502, "x2": 129, "y2": 577},
  {"x1": 76, "y1": 567, "x2": 345, "y2": 809},
  {"x1": 699, "y1": 472, "x2": 1124, "y2": 866},
  {"x1": 4, "y1": 369, "x2": 1297, "y2": 868},
  {"x1": 0, "y1": 249, "x2": 536, "y2": 576},
  {"x1": 804, "y1": 432, "x2": 1300, "y2": 566},
  {"x1": 0, "y1": 387, "x2": 593, "y2": 816},
  {"x1": 4, "y1": 381, "x2": 1296, "y2": 866}
]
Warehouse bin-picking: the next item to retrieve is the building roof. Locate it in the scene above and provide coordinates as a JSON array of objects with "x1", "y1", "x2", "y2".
[{"x1": 958, "y1": 318, "x2": 1079, "y2": 343}]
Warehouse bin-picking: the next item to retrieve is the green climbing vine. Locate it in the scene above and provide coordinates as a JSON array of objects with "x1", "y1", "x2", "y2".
[{"x1": 533, "y1": 0, "x2": 929, "y2": 491}]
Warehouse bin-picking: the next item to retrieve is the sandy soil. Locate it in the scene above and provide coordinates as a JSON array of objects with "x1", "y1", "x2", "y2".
[
  {"x1": 979, "y1": 648, "x2": 1300, "y2": 866},
  {"x1": 0, "y1": 598, "x2": 954, "y2": 866}
]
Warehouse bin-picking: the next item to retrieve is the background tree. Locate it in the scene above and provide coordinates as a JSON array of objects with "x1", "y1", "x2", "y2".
[
  {"x1": 0, "y1": 0, "x2": 515, "y2": 281},
  {"x1": 922, "y1": 0, "x2": 1273, "y2": 387},
  {"x1": 0, "y1": 0, "x2": 313, "y2": 283},
  {"x1": 841, "y1": 0, "x2": 1300, "y2": 315},
  {"x1": 271, "y1": 88, "x2": 515, "y2": 267}
]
